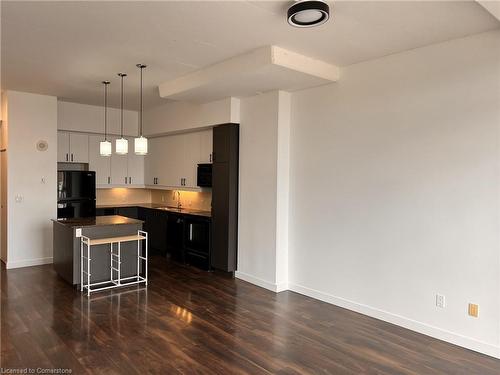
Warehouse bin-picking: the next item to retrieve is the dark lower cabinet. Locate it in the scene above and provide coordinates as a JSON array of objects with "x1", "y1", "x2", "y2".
[
  {"x1": 117, "y1": 206, "x2": 138, "y2": 219},
  {"x1": 97, "y1": 205, "x2": 212, "y2": 270},
  {"x1": 167, "y1": 214, "x2": 184, "y2": 261},
  {"x1": 146, "y1": 209, "x2": 168, "y2": 255},
  {"x1": 95, "y1": 207, "x2": 117, "y2": 216}
]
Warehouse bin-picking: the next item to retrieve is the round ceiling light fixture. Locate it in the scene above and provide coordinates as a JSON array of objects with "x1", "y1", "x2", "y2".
[{"x1": 287, "y1": 0, "x2": 330, "y2": 28}]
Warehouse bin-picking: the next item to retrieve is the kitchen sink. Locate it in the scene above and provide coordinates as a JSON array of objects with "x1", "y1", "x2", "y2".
[{"x1": 158, "y1": 206, "x2": 183, "y2": 212}]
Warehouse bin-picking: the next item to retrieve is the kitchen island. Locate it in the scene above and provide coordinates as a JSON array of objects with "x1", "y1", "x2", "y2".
[{"x1": 52, "y1": 215, "x2": 143, "y2": 286}]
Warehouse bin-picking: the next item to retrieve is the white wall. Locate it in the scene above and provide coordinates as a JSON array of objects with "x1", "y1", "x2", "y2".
[
  {"x1": 4, "y1": 91, "x2": 58, "y2": 268},
  {"x1": 288, "y1": 30, "x2": 500, "y2": 357},
  {"x1": 58, "y1": 101, "x2": 138, "y2": 136},
  {"x1": 237, "y1": 90, "x2": 290, "y2": 291},
  {"x1": 144, "y1": 97, "x2": 240, "y2": 136}
]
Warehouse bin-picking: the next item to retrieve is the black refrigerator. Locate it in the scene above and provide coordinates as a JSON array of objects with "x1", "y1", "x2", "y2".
[{"x1": 57, "y1": 171, "x2": 96, "y2": 219}]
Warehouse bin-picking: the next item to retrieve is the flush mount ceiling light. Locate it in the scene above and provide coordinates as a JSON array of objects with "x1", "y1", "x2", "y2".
[
  {"x1": 134, "y1": 64, "x2": 148, "y2": 155},
  {"x1": 115, "y1": 72, "x2": 128, "y2": 155},
  {"x1": 99, "y1": 81, "x2": 112, "y2": 157},
  {"x1": 287, "y1": 0, "x2": 330, "y2": 28}
]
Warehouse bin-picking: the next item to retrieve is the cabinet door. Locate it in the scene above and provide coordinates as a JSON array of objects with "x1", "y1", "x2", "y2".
[
  {"x1": 199, "y1": 129, "x2": 213, "y2": 164},
  {"x1": 160, "y1": 135, "x2": 182, "y2": 187},
  {"x1": 88, "y1": 135, "x2": 111, "y2": 186},
  {"x1": 117, "y1": 207, "x2": 138, "y2": 219},
  {"x1": 167, "y1": 214, "x2": 185, "y2": 261},
  {"x1": 145, "y1": 137, "x2": 161, "y2": 186},
  {"x1": 211, "y1": 162, "x2": 229, "y2": 270},
  {"x1": 127, "y1": 137, "x2": 145, "y2": 186},
  {"x1": 57, "y1": 132, "x2": 70, "y2": 162},
  {"x1": 111, "y1": 137, "x2": 128, "y2": 185},
  {"x1": 69, "y1": 133, "x2": 89, "y2": 163},
  {"x1": 213, "y1": 125, "x2": 230, "y2": 163},
  {"x1": 182, "y1": 132, "x2": 200, "y2": 188},
  {"x1": 149, "y1": 210, "x2": 168, "y2": 254}
]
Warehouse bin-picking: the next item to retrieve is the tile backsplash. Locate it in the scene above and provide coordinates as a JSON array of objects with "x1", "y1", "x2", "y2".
[
  {"x1": 151, "y1": 189, "x2": 212, "y2": 211},
  {"x1": 96, "y1": 188, "x2": 212, "y2": 212},
  {"x1": 96, "y1": 188, "x2": 152, "y2": 205}
]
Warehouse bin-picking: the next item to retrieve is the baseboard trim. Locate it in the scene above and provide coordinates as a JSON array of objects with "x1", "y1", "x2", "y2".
[
  {"x1": 6, "y1": 257, "x2": 53, "y2": 269},
  {"x1": 288, "y1": 283, "x2": 500, "y2": 359},
  {"x1": 235, "y1": 271, "x2": 286, "y2": 293}
]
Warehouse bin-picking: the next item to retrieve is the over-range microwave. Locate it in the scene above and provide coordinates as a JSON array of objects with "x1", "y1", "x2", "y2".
[{"x1": 197, "y1": 163, "x2": 212, "y2": 187}]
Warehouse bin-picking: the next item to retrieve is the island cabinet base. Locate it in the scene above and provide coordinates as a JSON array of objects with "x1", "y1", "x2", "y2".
[{"x1": 52, "y1": 216, "x2": 144, "y2": 286}]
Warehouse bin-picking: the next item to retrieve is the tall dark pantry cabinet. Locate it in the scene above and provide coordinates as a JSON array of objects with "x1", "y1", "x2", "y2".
[{"x1": 211, "y1": 123, "x2": 239, "y2": 272}]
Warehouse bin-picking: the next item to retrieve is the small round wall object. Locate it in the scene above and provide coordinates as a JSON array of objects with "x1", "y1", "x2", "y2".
[{"x1": 36, "y1": 140, "x2": 49, "y2": 152}]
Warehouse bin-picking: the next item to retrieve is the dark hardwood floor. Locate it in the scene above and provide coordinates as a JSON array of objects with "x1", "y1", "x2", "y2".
[{"x1": 1, "y1": 256, "x2": 499, "y2": 374}]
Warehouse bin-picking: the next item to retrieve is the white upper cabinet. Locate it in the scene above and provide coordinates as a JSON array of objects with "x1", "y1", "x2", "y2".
[
  {"x1": 127, "y1": 137, "x2": 145, "y2": 186},
  {"x1": 87, "y1": 134, "x2": 145, "y2": 188},
  {"x1": 145, "y1": 129, "x2": 212, "y2": 190},
  {"x1": 110, "y1": 137, "x2": 129, "y2": 186},
  {"x1": 57, "y1": 132, "x2": 89, "y2": 163},
  {"x1": 57, "y1": 132, "x2": 70, "y2": 162},
  {"x1": 69, "y1": 133, "x2": 89, "y2": 163},
  {"x1": 181, "y1": 132, "x2": 201, "y2": 188},
  {"x1": 145, "y1": 137, "x2": 162, "y2": 186},
  {"x1": 88, "y1": 134, "x2": 111, "y2": 186}
]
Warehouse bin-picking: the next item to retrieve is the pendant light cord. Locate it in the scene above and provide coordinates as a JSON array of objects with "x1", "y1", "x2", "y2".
[
  {"x1": 137, "y1": 64, "x2": 146, "y2": 137},
  {"x1": 121, "y1": 75, "x2": 123, "y2": 138},
  {"x1": 102, "y1": 81, "x2": 110, "y2": 141},
  {"x1": 140, "y1": 66, "x2": 143, "y2": 136},
  {"x1": 118, "y1": 73, "x2": 126, "y2": 138}
]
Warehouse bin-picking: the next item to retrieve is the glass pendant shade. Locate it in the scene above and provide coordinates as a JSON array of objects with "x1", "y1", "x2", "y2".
[
  {"x1": 100, "y1": 140, "x2": 112, "y2": 156},
  {"x1": 115, "y1": 137, "x2": 129, "y2": 155},
  {"x1": 134, "y1": 136, "x2": 148, "y2": 155}
]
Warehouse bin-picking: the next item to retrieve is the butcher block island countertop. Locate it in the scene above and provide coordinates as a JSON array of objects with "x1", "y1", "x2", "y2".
[{"x1": 52, "y1": 215, "x2": 144, "y2": 285}]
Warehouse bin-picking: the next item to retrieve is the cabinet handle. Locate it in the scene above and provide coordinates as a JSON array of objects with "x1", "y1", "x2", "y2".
[
  {"x1": 129, "y1": 177, "x2": 132, "y2": 184},
  {"x1": 125, "y1": 177, "x2": 127, "y2": 184},
  {"x1": 71, "y1": 153, "x2": 74, "y2": 162},
  {"x1": 108, "y1": 176, "x2": 111, "y2": 184},
  {"x1": 189, "y1": 224, "x2": 193, "y2": 241},
  {"x1": 66, "y1": 153, "x2": 69, "y2": 162},
  {"x1": 209, "y1": 153, "x2": 212, "y2": 163}
]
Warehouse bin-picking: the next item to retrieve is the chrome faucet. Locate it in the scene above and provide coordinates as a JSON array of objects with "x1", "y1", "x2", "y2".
[{"x1": 176, "y1": 191, "x2": 182, "y2": 209}]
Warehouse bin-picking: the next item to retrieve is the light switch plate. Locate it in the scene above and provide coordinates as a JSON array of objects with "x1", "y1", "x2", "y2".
[{"x1": 75, "y1": 228, "x2": 82, "y2": 238}]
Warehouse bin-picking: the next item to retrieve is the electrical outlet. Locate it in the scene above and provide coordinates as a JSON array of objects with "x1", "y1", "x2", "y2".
[
  {"x1": 468, "y1": 303, "x2": 479, "y2": 318},
  {"x1": 75, "y1": 228, "x2": 82, "y2": 238},
  {"x1": 436, "y1": 294, "x2": 446, "y2": 308}
]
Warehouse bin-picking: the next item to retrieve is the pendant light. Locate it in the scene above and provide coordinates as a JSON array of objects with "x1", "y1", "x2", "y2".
[
  {"x1": 115, "y1": 72, "x2": 128, "y2": 154},
  {"x1": 99, "y1": 81, "x2": 112, "y2": 157},
  {"x1": 134, "y1": 64, "x2": 148, "y2": 155}
]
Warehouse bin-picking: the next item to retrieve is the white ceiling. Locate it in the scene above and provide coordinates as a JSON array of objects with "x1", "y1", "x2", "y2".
[{"x1": 2, "y1": 1, "x2": 498, "y2": 110}]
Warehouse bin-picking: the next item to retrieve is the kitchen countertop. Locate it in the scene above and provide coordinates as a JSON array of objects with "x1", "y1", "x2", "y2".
[
  {"x1": 97, "y1": 203, "x2": 212, "y2": 218},
  {"x1": 52, "y1": 215, "x2": 144, "y2": 227}
]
